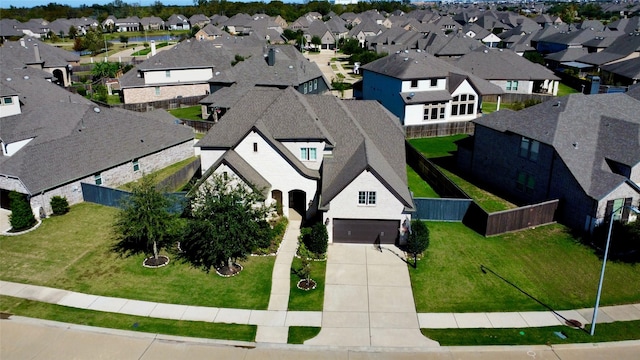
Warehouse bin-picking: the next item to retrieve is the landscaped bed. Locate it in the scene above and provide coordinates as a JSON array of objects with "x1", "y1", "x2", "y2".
[
  {"x1": 288, "y1": 257, "x2": 326, "y2": 311},
  {"x1": 0, "y1": 203, "x2": 274, "y2": 310},
  {"x1": 410, "y1": 222, "x2": 640, "y2": 313}
]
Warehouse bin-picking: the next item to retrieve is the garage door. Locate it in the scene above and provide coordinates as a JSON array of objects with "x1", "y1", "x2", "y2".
[{"x1": 333, "y1": 219, "x2": 399, "y2": 244}]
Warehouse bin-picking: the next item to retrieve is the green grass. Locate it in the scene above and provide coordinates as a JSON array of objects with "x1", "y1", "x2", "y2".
[
  {"x1": 557, "y1": 82, "x2": 580, "y2": 97},
  {"x1": 481, "y1": 102, "x2": 527, "y2": 114},
  {"x1": 288, "y1": 257, "x2": 326, "y2": 311},
  {"x1": 0, "y1": 203, "x2": 274, "y2": 310},
  {"x1": 130, "y1": 42, "x2": 169, "y2": 56},
  {"x1": 408, "y1": 135, "x2": 516, "y2": 212},
  {"x1": 422, "y1": 321, "x2": 640, "y2": 346},
  {"x1": 410, "y1": 222, "x2": 640, "y2": 313},
  {"x1": 408, "y1": 135, "x2": 467, "y2": 159},
  {"x1": 168, "y1": 105, "x2": 203, "y2": 121},
  {"x1": 407, "y1": 165, "x2": 439, "y2": 198},
  {"x1": 119, "y1": 156, "x2": 197, "y2": 191},
  {"x1": 288, "y1": 326, "x2": 321, "y2": 344},
  {"x1": 106, "y1": 94, "x2": 121, "y2": 104},
  {"x1": 0, "y1": 296, "x2": 255, "y2": 342}
]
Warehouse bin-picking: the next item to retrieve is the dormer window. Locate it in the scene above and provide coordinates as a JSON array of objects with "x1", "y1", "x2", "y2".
[
  {"x1": 410, "y1": 80, "x2": 418, "y2": 88},
  {"x1": 1, "y1": 97, "x2": 13, "y2": 105},
  {"x1": 430, "y1": 79, "x2": 438, "y2": 87}
]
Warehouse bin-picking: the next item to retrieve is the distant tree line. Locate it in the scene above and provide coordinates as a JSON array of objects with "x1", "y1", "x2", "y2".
[{"x1": 2, "y1": 1, "x2": 413, "y2": 24}]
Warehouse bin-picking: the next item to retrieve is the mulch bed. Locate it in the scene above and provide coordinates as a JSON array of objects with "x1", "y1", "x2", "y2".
[
  {"x1": 297, "y1": 279, "x2": 317, "y2": 291},
  {"x1": 143, "y1": 255, "x2": 170, "y2": 268},
  {"x1": 215, "y1": 263, "x2": 243, "y2": 277}
]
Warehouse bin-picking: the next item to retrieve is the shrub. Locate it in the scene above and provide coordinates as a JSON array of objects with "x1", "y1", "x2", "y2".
[
  {"x1": 50, "y1": 196, "x2": 70, "y2": 215},
  {"x1": 303, "y1": 223, "x2": 328, "y2": 255},
  {"x1": 9, "y1": 191, "x2": 36, "y2": 231}
]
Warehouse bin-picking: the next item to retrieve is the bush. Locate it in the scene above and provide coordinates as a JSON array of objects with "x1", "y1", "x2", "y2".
[
  {"x1": 50, "y1": 196, "x2": 70, "y2": 216},
  {"x1": 303, "y1": 223, "x2": 328, "y2": 255},
  {"x1": 8, "y1": 191, "x2": 36, "y2": 231}
]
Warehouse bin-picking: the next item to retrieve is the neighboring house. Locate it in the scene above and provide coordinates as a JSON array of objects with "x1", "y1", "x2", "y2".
[
  {"x1": 0, "y1": 63, "x2": 194, "y2": 216},
  {"x1": 575, "y1": 33, "x2": 640, "y2": 70},
  {"x1": 140, "y1": 16, "x2": 164, "y2": 31},
  {"x1": 166, "y1": 14, "x2": 190, "y2": 30},
  {"x1": 115, "y1": 16, "x2": 140, "y2": 32},
  {"x1": 456, "y1": 90, "x2": 640, "y2": 233},
  {"x1": 0, "y1": 38, "x2": 79, "y2": 87},
  {"x1": 359, "y1": 50, "x2": 503, "y2": 128},
  {"x1": 119, "y1": 36, "x2": 265, "y2": 104},
  {"x1": 189, "y1": 14, "x2": 210, "y2": 29},
  {"x1": 194, "y1": 24, "x2": 225, "y2": 41},
  {"x1": 0, "y1": 18, "x2": 25, "y2": 38},
  {"x1": 601, "y1": 57, "x2": 640, "y2": 86},
  {"x1": 306, "y1": 20, "x2": 336, "y2": 50},
  {"x1": 453, "y1": 47, "x2": 560, "y2": 95},
  {"x1": 200, "y1": 46, "x2": 329, "y2": 118},
  {"x1": 196, "y1": 87, "x2": 414, "y2": 244}
]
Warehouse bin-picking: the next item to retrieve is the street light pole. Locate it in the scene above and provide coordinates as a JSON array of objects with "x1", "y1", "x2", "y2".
[{"x1": 590, "y1": 204, "x2": 639, "y2": 336}]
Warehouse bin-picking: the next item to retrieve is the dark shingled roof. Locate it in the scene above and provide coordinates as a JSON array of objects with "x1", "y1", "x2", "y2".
[
  {"x1": 0, "y1": 37, "x2": 79, "y2": 68},
  {"x1": 453, "y1": 47, "x2": 560, "y2": 81},
  {"x1": 0, "y1": 66, "x2": 194, "y2": 195},
  {"x1": 196, "y1": 87, "x2": 413, "y2": 211},
  {"x1": 577, "y1": 33, "x2": 640, "y2": 66},
  {"x1": 474, "y1": 93, "x2": 640, "y2": 200},
  {"x1": 601, "y1": 57, "x2": 640, "y2": 80},
  {"x1": 198, "y1": 149, "x2": 271, "y2": 196},
  {"x1": 400, "y1": 90, "x2": 451, "y2": 104}
]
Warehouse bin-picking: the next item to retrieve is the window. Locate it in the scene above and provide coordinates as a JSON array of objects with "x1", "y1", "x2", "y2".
[
  {"x1": 516, "y1": 171, "x2": 535, "y2": 193},
  {"x1": 133, "y1": 159, "x2": 140, "y2": 172},
  {"x1": 423, "y1": 102, "x2": 446, "y2": 121},
  {"x1": 154, "y1": 87, "x2": 160, "y2": 96},
  {"x1": 430, "y1": 78, "x2": 438, "y2": 87},
  {"x1": 451, "y1": 94, "x2": 476, "y2": 116},
  {"x1": 358, "y1": 191, "x2": 376, "y2": 205},
  {"x1": 410, "y1": 79, "x2": 418, "y2": 88},
  {"x1": 94, "y1": 174, "x2": 102, "y2": 185},
  {"x1": 300, "y1": 147, "x2": 317, "y2": 161},
  {"x1": 253, "y1": 142, "x2": 258, "y2": 152},
  {"x1": 506, "y1": 80, "x2": 519, "y2": 91},
  {"x1": 313, "y1": 79, "x2": 318, "y2": 90},
  {"x1": 519, "y1": 136, "x2": 539, "y2": 161},
  {"x1": 165, "y1": 70, "x2": 171, "y2": 78},
  {"x1": 223, "y1": 171, "x2": 228, "y2": 180},
  {"x1": 303, "y1": 82, "x2": 308, "y2": 94},
  {"x1": 2, "y1": 97, "x2": 13, "y2": 105}
]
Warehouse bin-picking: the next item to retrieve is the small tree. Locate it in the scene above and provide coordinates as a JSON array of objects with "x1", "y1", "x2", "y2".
[
  {"x1": 50, "y1": 196, "x2": 70, "y2": 216},
  {"x1": 68, "y1": 25, "x2": 78, "y2": 39},
  {"x1": 300, "y1": 256, "x2": 311, "y2": 286},
  {"x1": 180, "y1": 173, "x2": 274, "y2": 274},
  {"x1": 406, "y1": 220, "x2": 430, "y2": 268},
  {"x1": 311, "y1": 35, "x2": 322, "y2": 51},
  {"x1": 8, "y1": 191, "x2": 36, "y2": 231},
  {"x1": 304, "y1": 222, "x2": 328, "y2": 255},
  {"x1": 119, "y1": 35, "x2": 129, "y2": 47},
  {"x1": 112, "y1": 174, "x2": 178, "y2": 266}
]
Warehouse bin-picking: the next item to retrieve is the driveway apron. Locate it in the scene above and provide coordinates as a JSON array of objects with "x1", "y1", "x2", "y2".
[{"x1": 305, "y1": 244, "x2": 439, "y2": 347}]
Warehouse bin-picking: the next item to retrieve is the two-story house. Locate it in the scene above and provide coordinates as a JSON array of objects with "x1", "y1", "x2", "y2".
[
  {"x1": 456, "y1": 89, "x2": 640, "y2": 233},
  {"x1": 358, "y1": 50, "x2": 502, "y2": 129},
  {"x1": 196, "y1": 87, "x2": 414, "y2": 244}
]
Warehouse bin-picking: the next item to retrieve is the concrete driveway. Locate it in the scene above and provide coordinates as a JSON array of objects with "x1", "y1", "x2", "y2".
[{"x1": 305, "y1": 243, "x2": 439, "y2": 347}]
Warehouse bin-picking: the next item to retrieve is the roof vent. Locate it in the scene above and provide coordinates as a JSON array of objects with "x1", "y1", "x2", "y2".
[
  {"x1": 553, "y1": 101, "x2": 561, "y2": 107},
  {"x1": 93, "y1": 107, "x2": 101, "y2": 113},
  {"x1": 23, "y1": 75, "x2": 29, "y2": 80},
  {"x1": 404, "y1": 57, "x2": 409, "y2": 61},
  {"x1": 572, "y1": 142, "x2": 578, "y2": 149},
  {"x1": 483, "y1": 49, "x2": 488, "y2": 53},
  {"x1": 6, "y1": 77, "x2": 11, "y2": 81},
  {"x1": 215, "y1": 71, "x2": 221, "y2": 75}
]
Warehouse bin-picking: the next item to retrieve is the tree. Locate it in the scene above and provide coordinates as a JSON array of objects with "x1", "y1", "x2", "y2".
[
  {"x1": 180, "y1": 173, "x2": 274, "y2": 275},
  {"x1": 190, "y1": 24, "x2": 200, "y2": 38},
  {"x1": 92, "y1": 61, "x2": 120, "y2": 78},
  {"x1": 72, "y1": 37, "x2": 85, "y2": 51},
  {"x1": 302, "y1": 222, "x2": 328, "y2": 255},
  {"x1": 311, "y1": 35, "x2": 322, "y2": 51},
  {"x1": 406, "y1": 220, "x2": 430, "y2": 268},
  {"x1": 50, "y1": 196, "x2": 70, "y2": 216},
  {"x1": 8, "y1": 191, "x2": 36, "y2": 231},
  {"x1": 83, "y1": 28, "x2": 104, "y2": 54},
  {"x1": 112, "y1": 175, "x2": 179, "y2": 266},
  {"x1": 68, "y1": 25, "x2": 78, "y2": 39},
  {"x1": 119, "y1": 34, "x2": 129, "y2": 47}
]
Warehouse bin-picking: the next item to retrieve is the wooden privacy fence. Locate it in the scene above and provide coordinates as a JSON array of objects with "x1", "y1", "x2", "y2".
[
  {"x1": 405, "y1": 121, "x2": 475, "y2": 139},
  {"x1": 180, "y1": 119, "x2": 215, "y2": 133},
  {"x1": 412, "y1": 198, "x2": 473, "y2": 221},
  {"x1": 482, "y1": 93, "x2": 556, "y2": 104},
  {"x1": 157, "y1": 157, "x2": 201, "y2": 192},
  {"x1": 463, "y1": 199, "x2": 559, "y2": 236}
]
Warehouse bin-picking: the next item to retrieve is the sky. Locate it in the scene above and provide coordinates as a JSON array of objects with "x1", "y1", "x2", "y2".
[{"x1": 1, "y1": 0, "x2": 306, "y2": 8}]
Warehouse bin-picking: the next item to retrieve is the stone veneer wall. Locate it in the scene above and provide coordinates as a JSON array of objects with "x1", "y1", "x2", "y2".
[{"x1": 123, "y1": 84, "x2": 209, "y2": 104}]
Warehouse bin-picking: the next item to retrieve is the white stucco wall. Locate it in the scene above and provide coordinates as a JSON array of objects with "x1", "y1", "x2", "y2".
[
  {"x1": 200, "y1": 149, "x2": 226, "y2": 172},
  {"x1": 401, "y1": 78, "x2": 445, "y2": 92},
  {"x1": 144, "y1": 68, "x2": 214, "y2": 85},
  {"x1": 4, "y1": 138, "x2": 34, "y2": 156},
  {"x1": 0, "y1": 95, "x2": 21, "y2": 118},
  {"x1": 491, "y1": 79, "x2": 535, "y2": 94},
  {"x1": 449, "y1": 80, "x2": 480, "y2": 122},
  {"x1": 281, "y1": 141, "x2": 325, "y2": 171},
  {"x1": 235, "y1": 131, "x2": 317, "y2": 213},
  {"x1": 322, "y1": 169, "x2": 407, "y2": 243}
]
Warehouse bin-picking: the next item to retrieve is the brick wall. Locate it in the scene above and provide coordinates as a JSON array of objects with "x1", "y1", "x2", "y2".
[{"x1": 123, "y1": 83, "x2": 209, "y2": 104}]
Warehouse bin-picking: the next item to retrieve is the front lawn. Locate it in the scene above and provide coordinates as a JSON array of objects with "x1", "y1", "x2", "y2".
[
  {"x1": 288, "y1": 326, "x2": 321, "y2": 344},
  {"x1": 0, "y1": 296, "x2": 256, "y2": 342},
  {"x1": 0, "y1": 203, "x2": 274, "y2": 310},
  {"x1": 288, "y1": 257, "x2": 326, "y2": 311},
  {"x1": 410, "y1": 222, "x2": 640, "y2": 312}
]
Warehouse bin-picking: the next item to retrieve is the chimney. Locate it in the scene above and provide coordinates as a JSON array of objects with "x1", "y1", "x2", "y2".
[
  {"x1": 150, "y1": 40, "x2": 156, "y2": 56},
  {"x1": 34, "y1": 44, "x2": 41, "y2": 63},
  {"x1": 267, "y1": 47, "x2": 275, "y2": 66}
]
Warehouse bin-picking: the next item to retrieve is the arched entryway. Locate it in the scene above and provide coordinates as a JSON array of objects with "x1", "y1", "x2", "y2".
[
  {"x1": 52, "y1": 69, "x2": 64, "y2": 86},
  {"x1": 271, "y1": 189, "x2": 283, "y2": 215},
  {"x1": 288, "y1": 190, "x2": 306, "y2": 218}
]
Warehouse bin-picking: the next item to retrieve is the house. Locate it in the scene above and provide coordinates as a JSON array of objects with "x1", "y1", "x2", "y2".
[
  {"x1": 199, "y1": 46, "x2": 329, "y2": 119},
  {"x1": 0, "y1": 62, "x2": 194, "y2": 216},
  {"x1": 305, "y1": 20, "x2": 336, "y2": 50},
  {"x1": 140, "y1": 17, "x2": 164, "y2": 31},
  {"x1": 0, "y1": 38, "x2": 79, "y2": 87},
  {"x1": 189, "y1": 14, "x2": 210, "y2": 29},
  {"x1": 601, "y1": 57, "x2": 640, "y2": 86},
  {"x1": 456, "y1": 90, "x2": 640, "y2": 233},
  {"x1": 196, "y1": 87, "x2": 414, "y2": 244},
  {"x1": 118, "y1": 37, "x2": 264, "y2": 104},
  {"x1": 453, "y1": 47, "x2": 560, "y2": 95},
  {"x1": 194, "y1": 24, "x2": 225, "y2": 41},
  {"x1": 358, "y1": 50, "x2": 503, "y2": 128},
  {"x1": 166, "y1": 14, "x2": 190, "y2": 30},
  {"x1": 114, "y1": 17, "x2": 141, "y2": 32},
  {"x1": 575, "y1": 33, "x2": 640, "y2": 70}
]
